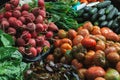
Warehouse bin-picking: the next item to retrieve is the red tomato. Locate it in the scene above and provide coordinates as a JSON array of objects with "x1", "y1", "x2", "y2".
[{"x1": 81, "y1": 38, "x2": 96, "y2": 49}]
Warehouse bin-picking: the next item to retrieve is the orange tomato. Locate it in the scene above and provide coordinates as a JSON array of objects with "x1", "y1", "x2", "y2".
[
  {"x1": 68, "y1": 29, "x2": 77, "y2": 39},
  {"x1": 54, "y1": 39, "x2": 61, "y2": 47},
  {"x1": 61, "y1": 38, "x2": 72, "y2": 46},
  {"x1": 83, "y1": 21, "x2": 93, "y2": 32},
  {"x1": 58, "y1": 29, "x2": 67, "y2": 39},
  {"x1": 60, "y1": 43, "x2": 72, "y2": 54},
  {"x1": 73, "y1": 35, "x2": 84, "y2": 46},
  {"x1": 77, "y1": 29, "x2": 89, "y2": 37},
  {"x1": 95, "y1": 40, "x2": 105, "y2": 51},
  {"x1": 80, "y1": 0, "x2": 88, "y2": 4},
  {"x1": 91, "y1": 26, "x2": 101, "y2": 35},
  {"x1": 100, "y1": 27, "x2": 113, "y2": 37},
  {"x1": 86, "y1": 66, "x2": 105, "y2": 80},
  {"x1": 81, "y1": 37, "x2": 96, "y2": 49},
  {"x1": 71, "y1": 59, "x2": 83, "y2": 69},
  {"x1": 84, "y1": 50, "x2": 95, "y2": 66},
  {"x1": 77, "y1": 26, "x2": 83, "y2": 32},
  {"x1": 46, "y1": 54, "x2": 54, "y2": 62}
]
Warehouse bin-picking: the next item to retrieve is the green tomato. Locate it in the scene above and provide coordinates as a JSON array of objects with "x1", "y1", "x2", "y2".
[{"x1": 105, "y1": 68, "x2": 120, "y2": 80}]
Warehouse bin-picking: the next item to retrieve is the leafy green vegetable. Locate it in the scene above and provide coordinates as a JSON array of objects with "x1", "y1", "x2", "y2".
[
  {"x1": 45, "y1": 1, "x2": 79, "y2": 30},
  {"x1": 0, "y1": 47, "x2": 29, "y2": 80},
  {"x1": 0, "y1": 30, "x2": 29, "y2": 80},
  {"x1": 0, "y1": 30, "x2": 14, "y2": 47}
]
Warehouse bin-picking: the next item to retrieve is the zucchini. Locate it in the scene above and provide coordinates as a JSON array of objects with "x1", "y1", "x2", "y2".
[
  {"x1": 117, "y1": 12, "x2": 120, "y2": 16},
  {"x1": 100, "y1": 21, "x2": 108, "y2": 27},
  {"x1": 108, "y1": 20, "x2": 113, "y2": 28},
  {"x1": 91, "y1": 13, "x2": 98, "y2": 21},
  {"x1": 115, "y1": 8, "x2": 118, "y2": 16},
  {"x1": 77, "y1": 9, "x2": 85, "y2": 17},
  {"x1": 97, "y1": 1, "x2": 111, "y2": 8},
  {"x1": 98, "y1": 8, "x2": 105, "y2": 16},
  {"x1": 105, "y1": 5, "x2": 114, "y2": 14},
  {"x1": 112, "y1": 22, "x2": 119, "y2": 29},
  {"x1": 107, "y1": 8, "x2": 116, "y2": 20},
  {"x1": 98, "y1": 15, "x2": 106, "y2": 21},
  {"x1": 84, "y1": 6, "x2": 92, "y2": 12},
  {"x1": 90, "y1": 7, "x2": 98, "y2": 15},
  {"x1": 83, "y1": 13, "x2": 89, "y2": 19}
]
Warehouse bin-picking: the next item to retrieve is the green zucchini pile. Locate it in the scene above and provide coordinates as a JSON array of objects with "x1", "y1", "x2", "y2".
[{"x1": 76, "y1": 1, "x2": 120, "y2": 34}]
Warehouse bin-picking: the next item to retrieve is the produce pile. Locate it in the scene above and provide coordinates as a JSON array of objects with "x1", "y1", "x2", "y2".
[
  {"x1": 76, "y1": 0, "x2": 120, "y2": 34},
  {"x1": 46, "y1": 21, "x2": 120, "y2": 80},
  {"x1": 0, "y1": 0, "x2": 120, "y2": 80},
  {"x1": 0, "y1": 0, "x2": 58, "y2": 59},
  {"x1": 0, "y1": 30, "x2": 28, "y2": 79}
]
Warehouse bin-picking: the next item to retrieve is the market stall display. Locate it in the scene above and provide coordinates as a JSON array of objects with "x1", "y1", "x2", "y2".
[{"x1": 0, "y1": 0, "x2": 120, "y2": 80}]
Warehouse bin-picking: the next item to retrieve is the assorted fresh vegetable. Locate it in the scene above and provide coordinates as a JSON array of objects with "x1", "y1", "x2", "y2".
[
  {"x1": 79, "y1": 0, "x2": 104, "y2": 4},
  {"x1": 0, "y1": 30, "x2": 28, "y2": 80},
  {"x1": 0, "y1": 0, "x2": 120, "y2": 80},
  {"x1": 0, "y1": 0, "x2": 58, "y2": 59},
  {"x1": 76, "y1": 0, "x2": 120, "y2": 34},
  {"x1": 45, "y1": 1, "x2": 79, "y2": 30},
  {"x1": 44, "y1": 21, "x2": 120, "y2": 80}
]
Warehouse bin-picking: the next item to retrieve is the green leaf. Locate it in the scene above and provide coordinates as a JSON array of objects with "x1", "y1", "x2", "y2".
[
  {"x1": 0, "y1": 47, "x2": 28, "y2": 80},
  {"x1": 0, "y1": 30, "x2": 4, "y2": 35},
  {"x1": 0, "y1": 47, "x2": 18, "y2": 61},
  {"x1": 0, "y1": 34, "x2": 14, "y2": 47}
]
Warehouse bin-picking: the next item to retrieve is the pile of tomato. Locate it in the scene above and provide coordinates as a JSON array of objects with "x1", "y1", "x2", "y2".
[{"x1": 45, "y1": 21, "x2": 120, "y2": 80}]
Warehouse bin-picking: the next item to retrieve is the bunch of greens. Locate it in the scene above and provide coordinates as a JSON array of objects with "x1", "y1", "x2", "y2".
[
  {"x1": 0, "y1": 30, "x2": 29, "y2": 80},
  {"x1": 45, "y1": 0, "x2": 79, "y2": 30}
]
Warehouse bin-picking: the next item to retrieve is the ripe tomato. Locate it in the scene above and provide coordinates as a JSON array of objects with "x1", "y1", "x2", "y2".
[{"x1": 81, "y1": 37, "x2": 96, "y2": 49}]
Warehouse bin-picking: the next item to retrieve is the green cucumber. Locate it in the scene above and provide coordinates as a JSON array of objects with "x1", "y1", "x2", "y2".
[
  {"x1": 108, "y1": 20, "x2": 113, "y2": 28},
  {"x1": 77, "y1": 9, "x2": 85, "y2": 17},
  {"x1": 107, "y1": 8, "x2": 116, "y2": 20},
  {"x1": 84, "y1": 6, "x2": 92, "y2": 12},
  {"x1": 115, "y1": 8, "x2": 119, "y2": 16},
  {"x1": 98, "y1": 8, "x2": 105, "y2": 16},
  {"x1": 100, "y1": 21, "x2": 108, "y2": 27},
  {"x1": 112, "y1": 22, "x2": 119, "y2": 29},
  {"x1": 91, "y1": 13, "x2": 98, "y2": 21},
  {"x1": 83, "y1": 13, "x2": 89, "y2": 19},
  {"x1": 99, "y1": 15, "x2": 106, "y2": 21},
  {"x1": 117, "y1": 12, "x2": 120, "y2": 16},
  {"x1": 97, "y1": 1, "x2": 111, "y2": 8},
  {"x1": 105, "y1": 5, "x2": 114, "y2": 14},
  {"x1": 90, "y1": 7, "x2": 98, "y2": 15}
]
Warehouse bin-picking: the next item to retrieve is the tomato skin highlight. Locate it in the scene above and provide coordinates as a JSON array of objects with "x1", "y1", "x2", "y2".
[{"x1": 81, "y1": 38, "x2": 96, "y2": 49}]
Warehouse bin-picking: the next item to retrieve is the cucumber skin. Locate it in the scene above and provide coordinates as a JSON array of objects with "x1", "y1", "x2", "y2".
[
  {"x1": 100, "y1": 21, "x2": 108, "y2": 27},
  {"x1": 90, "y1": 7, "x2": 98, "y2": 15},
  {"x1": 98, "y1": 9, "x2": 105, "y2": 16},
  {"x1": 91, "y1": 13, "x2": 98, "y2": 21},
  {"x1": 97, "y1": 1, "x2": 111, "y2": 8},
  {"x1": 99, "y1": 15, "x2": 106, "y2": 21},
  {"x1": 105, "y1": 5, "x2": 114, "y2": 14},
  {"x1": 107, "y1": 8, "x2": 116, "y2": 20},
  {"x1": 108, "y1": 20, "x2": 113, "y2": 28}
]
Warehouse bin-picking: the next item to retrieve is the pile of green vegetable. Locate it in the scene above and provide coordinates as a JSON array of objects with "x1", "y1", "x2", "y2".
[
  {"x1": 0, "y1": 30, "x2": 28, "y2": 80},
  {"x1": 76, "y1": 0, "x2": 120, "y2": 34},
  {"x1": 45, "y1": 0, "x2": 79, "y2": 30}
]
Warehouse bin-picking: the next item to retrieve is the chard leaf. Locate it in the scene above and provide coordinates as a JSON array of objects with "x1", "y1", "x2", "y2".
[{"x1": 0, "y1": 34, "x2": 14, "y2": 47}]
